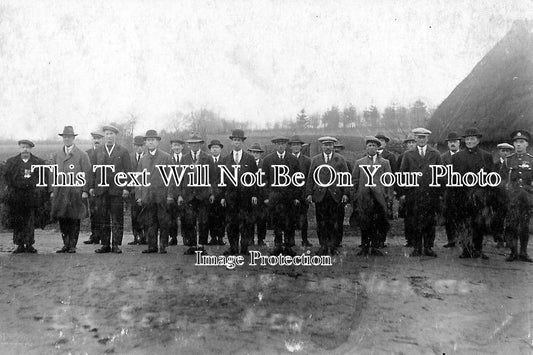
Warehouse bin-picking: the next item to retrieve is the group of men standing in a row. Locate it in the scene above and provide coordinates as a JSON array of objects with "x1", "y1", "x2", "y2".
[{"x1": 3, "y1": 124, "x2": 532, "y2": 262}]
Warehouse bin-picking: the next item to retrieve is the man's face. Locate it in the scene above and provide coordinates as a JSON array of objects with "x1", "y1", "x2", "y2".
[
  {"x1": 514, "y1": 139, "x2": 528, "y2": 153},
  {"x1": 63, "y1": 135, "x2": 75, "y2": 146},
  {"x1": 406, "y1": 141, "x2": 416, "y2": 151},
  {"x1": 366, "y1": 142, "x2": 378, "y2": 156},
  {"x1": 290, "y1": 143, "x2": 302, "y2": 154},
  {"x1": 274, "y1": 141, "x2": 287, "y2": 154},
  {"x1": 171, "y1": 143, "x2": 183, "y2": 154},
  {"x1": 145, "y1": 138, "x2": 158, "y2": 151},
  {"x1": 135, "y1": 144, "x2": 144, "y2": 154},
  {"x1": 251, "y1": 151, "x2": 262, "y2": 160},
  {"x1": 92, "y1": 136, "x2": 102, "y2": 147},
  {"x1": 321, "y1": 142, "x2": 334, "y2": 154},
  {"x1": 104, "y1": 130, "x2": 116, "y2": 145},
  {"x1": 498, "y1": 148, "x2": 511, "y2": 159},
  {"x1": 447, "y1": 139, "x2": 460, "y2": 152},
  {"x1": 378, "y1": 139, "x2": 387, "y2": 149},
  {"x1": 464, "y1": 136, "x2": 479, "y2": 149},
  {"x1": 210, "y1": 145, "x2": 221, "y2": 156},
  {"x1": 188, "y1": 142, "x2": 201, "y2": 152},
  {"x1": 415, "y1": 135, "x2": 428, "y2": 147},
  {"x1": 19, "y1": 143, "x2": 32, "y2": 156},
  {"x1": 232, "y1": 138, "x2": 243, "y2": 150}
]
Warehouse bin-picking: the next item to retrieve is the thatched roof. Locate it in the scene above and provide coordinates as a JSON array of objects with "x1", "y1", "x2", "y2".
[{"x1": 428, "y1": 20, "x2": 533, "y2": 143}]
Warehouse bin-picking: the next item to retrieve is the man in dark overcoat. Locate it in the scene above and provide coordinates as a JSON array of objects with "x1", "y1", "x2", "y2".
[
  {"x1": 207, "y1": 139, "x2": 227, "y2": 246},
  {"x1": 168, "y1": 137, "x2": 185, "y2": 246},
  {"x1": 129, "y1": 135, "x2": 146, "y2": 245},
  {"x1": 83, "y1": 131, "x2": 103, "y2": 245},
  {"x1": 440, "y1": 132, "x2": 461, "y2": 248},
  {"x1": 247, "y1": 143, "x2": 267, "y2": 246},
  {"x1": 289, "y1": 135, "x2": 312, "y2": 247}
]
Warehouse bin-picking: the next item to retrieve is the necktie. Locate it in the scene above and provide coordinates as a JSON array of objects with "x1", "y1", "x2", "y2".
[
  {"x1": 325, "y1": 154, "x2": 330, "y2": 163},
  {"x1": 137, "y1": 154, "x2": 140, "y2": 163},
  {"x1": 214, "y1": 157, "x2": 218, "y2": 164},
  {"x1": 235, "y1": 152, "x2": 240, "y2": 164},
  {"x1": 420, "y1": 148, "x2": 425, "y2": 157},
  {"x1": 193, "y1": 152, "x2": 196, "y2": 162}
]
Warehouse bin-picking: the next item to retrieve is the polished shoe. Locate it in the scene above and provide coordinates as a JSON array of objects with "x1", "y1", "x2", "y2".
[
  {"x1": 423, "y1": 248, "x2": 437, "y2": 257},
  {"x1": 495, "y1": 241, "x2": 505, "y2": 249},
  {"x1": 301, "y1": 240, "x2": 313, "y2": 247},
  {"x1": 197, "y1": 246, "x2": 208, "y2": 255},
  {"x1": 13, "y1": 245, "x2": 25, "y2": 254},
  {"x1": 270, "y1": 246, "x2": 284, "y2": 256},
  {"x1": 25, "y1": 245, "x2": 38, "y2": 253},
  {"x1": 84, "y1": 239, "x2": 99, "y2": 245},
  {"x1": 506, "y1": 253, "x2": 518, "y2": 262},
  {"x1": 95, "y1": 246, "x2": 111, "y2": 253},
  {"x1": 370, "y1": 248, "x2": 384, "y2": 256},
  {"x1": 283, "y1": 247, "x2": 297, "y2": 257},
  {"x1": 207, "y1": 239, "x2": 218, "y2": 246},
  {"x1": 56, "y1": 246, "x2": 69, "y2": 253},
  {"x1": 139, "y1": 240, "x2": 147, "y2": 245},
  {"x1": 356, "y1": 248, "x2": 369, "y2": 256},
  {"x1": 184, "y1": 247, "x2": 197, "y2": 255},
  {"x1": 169, "y1": 238, "x2": 178, "y2": 246},
  {"x1": 329, "y1": 248, "x2": 339, "y2": 256},
  {"x1": 223, "y1": 248, "x2": 238, "y2": 256},
  {"x1": 519, "y1": 254, "x2": 533, "y2": 263},
  {"x1": 127, "y1": 240, "x2": 139, "y2": 245},
  {"x1": 111, "y1": 246, "x2": 122, "y2": 254},
  {"x1": 472, "y1": 251, "x2": 488, "y2": 259},
  {"x1": 142, "y1": 249, "x2": 157, "y2": 254},
  {"x1": 67, "y1": 248, "x2": 76, "y2": 253},
  {"x1": 442, "y1": 242, "x2": 456, "y2": 248},
  {"x1": 410, "y1": 249, "x2": 422, "y2": 257},
  {"x1": 458, "y1": 250, "x2": 472, "y2": 259},
  {"x1": 159, "y1": 248, "x2": 167, "y2": 254},
  {"x1": 316, "y1": 247, "x2": 329, "y2": 256}
]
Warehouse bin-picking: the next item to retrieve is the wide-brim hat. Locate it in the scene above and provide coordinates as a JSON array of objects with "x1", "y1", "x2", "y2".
[
  {"x1": 318, "y1": 136, "x2": 338, "y2": 144},
  {"x1": 144, "y1": 129, "x2": 161, "y2": 140},
  {"x1": 229, "y1": 129, "x2": 247, "y2": 140},
  {"x1": 403, "y1": 133, "x2": 416, "y2": 143},
  {"x1": 186, "y1": 132, "x2": 204, "y2": 144},
  {"x1": 208, "y1": 139, "x2": 223, "y2": 149},
  {"x1": 18, "y1": 139, "x2": 34, "y2": 148},
  {"x1": 58, "y1": 126, "x2": 78, "y2": 136},
  {"x1": 248, "y1": 143, "x2": 264, "y2": 152},
  {"x1": 102, "y1": 125, "x2": 119, "y2": 134},
  {"x1": 133, "y1": 135, "x2": 145, "y2": 145},
  {"x1": 497, "y1": 143, "x2": 514, "y2": 150},
  {"x1": 445, "y1": 132, "x2": 461, "y2": 141},
  {"x1": 412, "y1": 127, "x2": 432, "y2": 136},
  {"x1": 170, "y1": 137, "x2": 185, "y2": 144},
  {"x1": 462, "y1": 127, "x2": 482, "y2": 138},
  {"x1": 288, "y1": 135, "x2": 305, "y2": 145},
  {"x1": 271, "y1": 136, "x2": 290, "y2": 144},
  {"x1": 511, "y1": 129, "x2": 531, "y2": 142},
  {"x1": 365, "y1": 136, "x2": 381, "y2": 146},
  {"x1": 90, "y1": 131, "x2": 104, "y2": 139},
  {"x1": 375, "y1": 133, "x2": 390, "y2": 142}
]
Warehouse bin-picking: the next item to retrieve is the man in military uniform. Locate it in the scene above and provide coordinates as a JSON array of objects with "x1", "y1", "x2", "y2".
[
  {"x1": 207, "y1": 139, "x2": 226, "y2": 246},
  {"x1": 129, "y1": 135, "x2": 146, "y2": 245},
  {"x1": 90, "y1": 125, "x2": 132, "y2": 254},
  {"x1": 248, "y1": 143, "x2": 267, "y2": 246},
  {"x1": 169, "y1": 137, "x2": 185, "y2": 246},
  {"x1": 306, "y1": 136, "x2": 349, "y2": 256},
  {"x1": 352, "y1": 137, "x2": 393, "y2": 256},
  {"x1": 491, "y1": 142, "x2": 514, "y2": 248},
  {"x1": 451, "y1": 127, "x2": 494, "y2": 259},
  {"x1": 4, "y1": 140, "x2": 47, "y2": 253},
  {"x1": 502, "y1": 130, "x2": 532, "y2": 262},
  {"x1": 289, "y1": 135, "x2": 312, "y2": 247},
  {"x1": 441, "y1": 132, "x2": 461, "y2": 248},
  {"x1": 399, "y1": 128, "x2": 442, "y2": 257},
  {"x1": 262, "y1": 136, "x2": 301, "y2": 256},
  {"x1": 83, "y1": 131, "x2": 103, "y2": 245}
]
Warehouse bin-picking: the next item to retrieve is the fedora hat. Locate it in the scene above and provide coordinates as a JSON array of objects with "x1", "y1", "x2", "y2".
[
  {"x1": 248, "y1": 143, "x2": 264, "y2": 152},
  {"x1": 229, "y1": 129, "x2": 247, "y2": 140},
  {"x1": 462, "y1": 127, "x2": 482, "y2": 138},
  {"x1": 445, "y1": 132, "x2": 461, "y2": 141},
  {"x1": 186, "y1": 132, "x2": 204, "y2": 144},
  {"x1": 18, "y1": 139, "x2": 34, "y2": 148},
  {"x1": 144, "y1": 129, "x2": 161, "y2": 140},
  {"x1": 288, "y1": 135, "x2": 305, "y2": 145},
  {"x1": 58, "y1": 126, "x2": 78, "y2": 136},
  {"x1": 208, "y1": 139, "x2": 223, "y2": 149},
  {"x1": 102, "y1": 125, "x2": 119, "y2": 134},
  {"x1": 133, "y1": 135, "x2": 145, "y2": 145},
  {"x1": 90, "y1": 131, "x2": 104, "y2": 139}
]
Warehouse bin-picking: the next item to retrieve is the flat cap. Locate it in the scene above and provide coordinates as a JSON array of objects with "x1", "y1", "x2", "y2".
[
  {"x1": 18, "y1": 139, "x2": 34, "y2": 148},
  {"x1": 102, "y1": 125, "x2": 119, "y2": 134},
  {"x1": 186, "y1": 132, "x2": 204, "y2": 144},
  {"x1": 90, "y1": 131, "x2": 104, "y2": 139},
  {"x1": 403, "y1": 133, "x2": 416, "y2": 143},
  {"x1": 318, "y1": 136, "x2": 338, "y2": 144},
  {"x1": 497, "y1": 143, "x2": 514, "y2": 150},
  {"x1": 271, "y1": 136, "x2": 290, "y2": 143},
  {"x1": 170, "y1": 137, "x2": 185, "y2": 144},
  {"x1": 375, "y1": 133, "x2": 390, "y2": 142},
  {"x1": 412, "y1": 127, "x2": 432, "y2": 136},
  {"x1": 365, "y1": 136, "x2": 381, "y2": 146}
]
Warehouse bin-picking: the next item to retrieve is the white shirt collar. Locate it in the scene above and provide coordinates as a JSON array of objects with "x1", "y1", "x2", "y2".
[
  {"x1": 450, "y1": 150, "x2": 457, "y2": 156},
  {"x1": 65, "y1": 145, "x2": 74, "y2": 155},
  {"x1": 149, "y1": 149, "x2": 157, "y2": 156},
  {"x1": 105, "y1": 144, "x2": 115, "y2": 156},
  {"x1": 278, "y1": 151, "x2": 285, "y2": 159},
  {"x1": 293, "y1": 152, "x2": 300, "y2": 159}
]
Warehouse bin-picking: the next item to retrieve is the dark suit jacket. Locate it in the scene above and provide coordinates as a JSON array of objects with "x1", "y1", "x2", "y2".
[
  {"x1": 399, "y1": 146, "x2": 443, "y2": 200},
  {"x1": 306, "y1": 152, "x2": 349, "y2": 203},
  {"x1": 135, "y1": 149, "x2": 174, "y2": 204},
  {"x1": 219, "y1": 150, "x2": 258, "y2": 205},
  {"x1": 177, "y1": 150, "x2": 216, "y2": 202},
  {"x1": 379, "y1": 149, "x2": 397, "y2": 173},
  {"x1": 92, "y1": 144, "x2": 132, "y2": 196},
  {"x1": 261, "y1": 151, "x2": 301, "y2": 203},
  {"x1": 170, "y1": 152, "x2": 184, "y2": 165},
  {"x1": 86, "y1": 147, "x2": 98, "y2": 166}
]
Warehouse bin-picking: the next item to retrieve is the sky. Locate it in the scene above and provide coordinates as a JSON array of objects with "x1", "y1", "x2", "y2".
[{"x1": 0, "y1": 0, "x2": 532, "y2": 139}]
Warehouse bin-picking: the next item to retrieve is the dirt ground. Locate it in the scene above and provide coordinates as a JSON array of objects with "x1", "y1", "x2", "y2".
[{"x1": 0, "y1": 217, "x2": 532, "y2": 355}]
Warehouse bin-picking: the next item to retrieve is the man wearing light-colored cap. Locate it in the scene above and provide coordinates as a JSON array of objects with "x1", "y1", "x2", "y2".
[
  {"x1": 440, "y1": 132, "x2": 461, "y2": 248},
  {"x1": 451, "y1": 127, "x2": 494, "y2": 259},
  {"x1": 399, "y1": 127, "x2": 442, "y2": 257},
  {"x1": 502, "y1": 129, "x2": 533, "y2": 262},
  {"x1": 91, "y1": 124, "x2": 133, "y2": 254},
  {"x1": 83, "y1": 131, "x2": 104, "y2": 245},
  {"x1": 306, "y1": 136, "x2": 349, "y2": 256},
  {"x1": 4, "y1": 140, "x2": 47, "y2": 253}
]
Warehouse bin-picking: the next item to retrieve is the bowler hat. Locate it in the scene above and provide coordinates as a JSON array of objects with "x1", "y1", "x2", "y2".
[
  {"x1": 90, "y1": 131, "x2": 104, "y2": 139},
  {"x1": 58, "y1": 126, "x2": 78, "y2": 136},
  {"x1": 186, "y1": 132, "x2": 204, "y2": 144},
  {"x1": 365, "y1": 136, "x2": 381, "y2": 146},
  {"x1": 462, "y1": 127, "x2": 482, "y2": 138},
  {"x1": 248, "y1": 143, "x2": 264, "y2": 152},
  {"x1": 18, "y1": 139, "x2": 34, "y2": 148},
  {"x1": 133, "y1": 136, "x2": 145, "y2": 146},
  {"x1": 229, "y1": 129, "x2": 247, "y2": 140},
  {"x1": 497, "y1": 142, "x2": 514, "y2": 150},
  {"x1": 144, "y1": 129, "x2": 161, "y2": 140},
  {"x1": 271, "y1": 136, "x2": 290, "y2": 144},
  {"x1": 511, "y1": 129, "x2": 531, "y2": 142},
  {"x1": 208, "y1": 139, "x2": 223, "y2": 149},
  {"x1": 102, "y1": 125, "x2": 119, "y2": 134},
  {"x1": 288, "y1": 135, "x2": 305, "y2": 145},
  {"x1": 445, "y1": 132, "x2": 461, "y2": 141},
  {"x1": 375, "y1": 133, "x2": 390, "y2": 142},
  {"x1": 318, "y1": 136, "x2": 338, "y2": 144}
]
